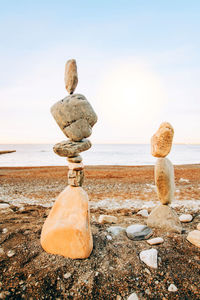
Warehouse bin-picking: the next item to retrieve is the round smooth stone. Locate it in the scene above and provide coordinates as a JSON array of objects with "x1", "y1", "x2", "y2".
[
  {"x1": 126, "y1": 224, "x2": 152, "y2": 241},
  {"x1": 179, "y1": 214, "x2": 193, "y2": 223},
  {"x1": 147, "y1": 237, "x2": 164, "y2": 245}
]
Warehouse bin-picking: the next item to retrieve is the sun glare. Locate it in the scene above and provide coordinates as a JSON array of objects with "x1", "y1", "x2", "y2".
[{"x1": 96, "y1": 60, "x2": 167, "y2": 142}]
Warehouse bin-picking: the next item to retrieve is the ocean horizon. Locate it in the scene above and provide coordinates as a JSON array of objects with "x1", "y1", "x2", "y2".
[{"x1": 0, "y1": 143, "x2": 200, "y2": 167}]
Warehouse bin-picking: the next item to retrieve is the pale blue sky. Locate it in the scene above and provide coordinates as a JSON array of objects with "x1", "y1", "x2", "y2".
[{"x1": 0, "y1": 0, "x2": 200, "y2": 143}]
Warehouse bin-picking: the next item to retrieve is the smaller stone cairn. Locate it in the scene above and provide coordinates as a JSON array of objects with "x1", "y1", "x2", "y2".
[
  {"x1": 147, "y1": 122, "x2": 182, "y2": 233},
  {"x1": 41, "y1": 59, "x2": 97, "y2": 259}
]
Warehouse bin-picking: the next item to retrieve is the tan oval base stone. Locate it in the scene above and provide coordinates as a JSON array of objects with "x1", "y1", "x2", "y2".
[
  {"x1": 40, "y1": 186, "x2": 93, "y2": 259},
  {"x1": 155, "y1": 158, "x2": 174, "y2": 205},
  {"x1": 147, "y1": 204, "x2": 182, "y2": 233}
]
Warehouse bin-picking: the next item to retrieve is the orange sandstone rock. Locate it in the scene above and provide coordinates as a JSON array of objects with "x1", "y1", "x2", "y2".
[
  {"x1": 40, "y1": 186, "x2": 93, "y2": 259},
  {"x1": 155, "y1": 158, "x2": 174, "y2": 205},
  {"x1": 151, "y1": 122, "x2": 174, "y2": 157}
]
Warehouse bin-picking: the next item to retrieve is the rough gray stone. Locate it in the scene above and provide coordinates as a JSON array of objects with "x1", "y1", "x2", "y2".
[
  {"x1": 126, "y1": 224, "x2": 152, "y2": 240},
  {"x1": 53, "y1": 139, "x2": 91, "y2": 157},
  {"x1": 147, "y1": 204, "x2": 182, "y2": 233},
  {"x1": 51, "y1": 94, "x2": 97, "y2": 141}
]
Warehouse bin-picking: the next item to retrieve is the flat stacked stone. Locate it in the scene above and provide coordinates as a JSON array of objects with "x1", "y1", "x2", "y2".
[
  {"x1": 41, "y1": 59, "x2": 97, "y2": 259},
  {"x1": 147, "y1": 122, "x2": 182, "y2": 233},
  {"x1": 53, "y1": 139, "x2": 91, "y2": 158}
]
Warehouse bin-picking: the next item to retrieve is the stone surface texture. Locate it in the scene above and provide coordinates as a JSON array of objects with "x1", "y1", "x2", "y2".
[
  {"x1": 139, "y1": 248, "x2": 158, "y2": 269},
  {"x1": 53, "y1": 139, "x2": 91, "y2": 157},
  {"x1": 41, "y1": 186, "x2": 93, "y2": 259},
  {"x1": 51, "y1": 94, "x2": 97, "y2": 141},
  {"x1": 98, "y1": 215, "x2": 117, "y2": 224},
  {"x1": 151, "y1": 122, "x2": 174, "y2": 157},
  {"x1": 68, "y1": 170, "x2": 84, "y2": 187},
  {"x1": 187, "y1": 230, "x2": 200, "y2": 248},
  {"x1": 197, "y1": 223, "x2": 200, "y2": 230},
  {"x1": 147, "y1": 237, "x2": 164, "y2": 245},
  {"x1": 179, "y1": 214, "x2": 193, "y2": 223},
  {"x1": 64, "y1": 59, "x2": 78, "y2": 94},
  {"x1": 155, "y1": 158, "x2": 175, "y2": 205},
  {"x1": 147, "y1": 204, "x2": 182, "y2": 233},
  {"x1": 126, "y1": 224, "x2": 152, "y2": 241}
]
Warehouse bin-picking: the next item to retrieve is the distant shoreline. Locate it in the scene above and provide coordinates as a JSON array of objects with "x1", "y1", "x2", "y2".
[
  {"x1": 0, "y1": 150, "x2": 16, "y2": 155},
  {"x1": 0, "y1": 163, "x2": 200, "y2": 169}
]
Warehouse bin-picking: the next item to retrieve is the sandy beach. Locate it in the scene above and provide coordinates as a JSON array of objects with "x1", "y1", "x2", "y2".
[{"x1": 0, "y1": 165, "x2": 200, "y2": 299}]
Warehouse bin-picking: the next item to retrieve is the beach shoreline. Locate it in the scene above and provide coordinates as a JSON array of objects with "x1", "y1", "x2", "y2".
[{"x1": 0, "y1": 164, "x2": 200, "y2": 299}]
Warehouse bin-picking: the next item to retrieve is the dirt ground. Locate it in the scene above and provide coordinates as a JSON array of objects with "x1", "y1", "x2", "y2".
[{"x1": 0, "y1": 165, "x2": 200, "y2": 299}]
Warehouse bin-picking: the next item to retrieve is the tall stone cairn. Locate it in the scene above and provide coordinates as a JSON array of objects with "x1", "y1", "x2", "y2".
[
  {"x1": 147, "y1": 122, "x2": 182, "y2": 233},
  {"x1": 40, "y1": 59, "x2": 97, "y2": 259}
]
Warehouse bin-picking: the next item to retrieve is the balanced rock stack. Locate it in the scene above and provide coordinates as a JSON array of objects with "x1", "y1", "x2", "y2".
[
  {"x1": 41, "y1": 59, "x2": 97, "y2": 259},
  {"x1": 147, "y1": 122, "x2": 182, "y2": 233}
]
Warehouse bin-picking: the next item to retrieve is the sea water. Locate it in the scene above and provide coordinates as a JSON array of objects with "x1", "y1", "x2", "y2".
[{"x1": 0, "y1": 144, "x2": 199, "y2": 167}]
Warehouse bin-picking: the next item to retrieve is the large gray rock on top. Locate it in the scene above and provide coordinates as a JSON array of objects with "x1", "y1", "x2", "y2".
[
  {"x1": 155, "y1": 157, "x2": 174, "y2": 205},
  {"x1": 147, "y1": 204, "x2": 182, "y2": 233},
  {"x1": 51, "y1": 94, "x2": 97, "y2": 142},
  {"x1": 53, "y1": 139, "x2": 91, "y2": 157}
]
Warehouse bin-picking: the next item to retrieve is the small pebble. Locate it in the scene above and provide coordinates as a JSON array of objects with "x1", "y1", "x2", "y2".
[
  {"x1": 98, "y1": 215, "x2": 117, "y2": 224},
  {"x1": 64, "y1": 273, "x2": 71, "y2": 279},
  {"x1": 179, "y1": 214, "x2": 193, "y2": 223},
  {"x1": 144, "y1": 268, "x2": 151, "y2": 275},
  {"x1": 18, "y1": 206, "x2": 25, "y2": 212},
  {"x1": 0, "y1": 248, "x2": 5, "y2": 255},
  {"x1": 0, "y1": 203, "x2": 10, "y2": 209},
  {"x1": 0, "y1": 291, "x2": 10, "y2": 299},
  {"x1": 106, "y1": 235, "x2": 112, "y2": 240},
  {"x1": 139, "y1": 248, "x2": 158, "y2": 269},
  {"x1": 126, "y1": 224, "x2": 152, "y2": 241},
  {"x1": 7, "y1": 250, "x2": 15, "y2": 257},
  {"x1": 2, "y1": 228, "x2": 8, "y2": 234},
  {"x1": 137, "y1": 209, "x2": 148, "y2": 218},
  {"x1": 168, "y1": 284, "x2": 178, "y2": 292},
  {"x1": 147, "y1": 237, "x2": 164, "y2": 245},
  {"x1": 187, "y1": 230, "x2": 200, "y2": 248},
  {"x1": 127, "y1": 292, "x2": 139, "y2": 300}
]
